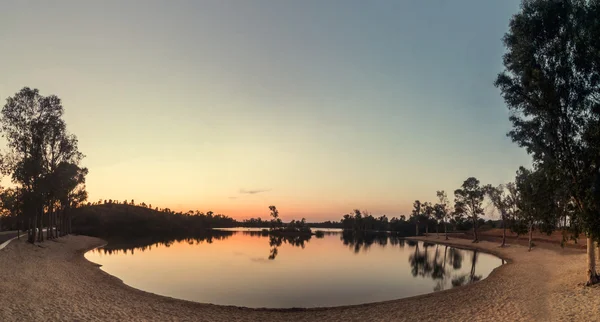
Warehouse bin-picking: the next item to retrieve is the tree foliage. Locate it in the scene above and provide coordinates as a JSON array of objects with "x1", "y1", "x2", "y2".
[
  {"x1": 454, "y1": 177, "x2": 484, "y2": 242},
  {"x1": 0, "y1": 87, "x2": 87, "y2": 242}
]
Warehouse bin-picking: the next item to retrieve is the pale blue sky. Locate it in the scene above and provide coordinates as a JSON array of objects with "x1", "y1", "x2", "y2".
[{"x1": 0, "y1": 1, "x2": 529, "y2": 220}]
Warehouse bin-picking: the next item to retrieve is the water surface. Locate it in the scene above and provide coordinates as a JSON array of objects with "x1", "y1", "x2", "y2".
[{"x1": 85, "y1": 229, "x2": 503, "y2": 308}]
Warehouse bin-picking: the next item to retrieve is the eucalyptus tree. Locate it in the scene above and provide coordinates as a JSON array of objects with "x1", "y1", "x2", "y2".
[
  {"x1": 484, "y1": 184, "x2": 512, "y2": 247},
  {"x1": 515, "y1": 166, "x2": 560, "y2": 251},
  {"x1": 0, "y1": 87, "x2": 86, "y2": 243},
  {"x1": 411, "y1": 200, "x2": 422, "y2": 236},
  {"x1": 495, "y1": 0, "x2": 600, "y2": 284},
  {"x1": 436, "y1": 190, "x2": 451, "y2": 240},
  {"x1": 422, "y1": 202, "x2": 434, "y2": 236},
  {"x1": 454, "y1": 177, "x2": 484, "y2": 243},
  {"x1": 268, "y1": 205, "x2": 282, "y2": 230},
  {"x1": 54, "y1": 162, "x2": 88, "y2": 235}
]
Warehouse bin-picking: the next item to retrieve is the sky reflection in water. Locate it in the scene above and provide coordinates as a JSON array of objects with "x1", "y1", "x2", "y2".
[{"x1": 85, "y1": 229, "x2": 503, "y2": 308}]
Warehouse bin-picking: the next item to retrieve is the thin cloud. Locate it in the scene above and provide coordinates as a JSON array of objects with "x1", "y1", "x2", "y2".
[
  {"x1": 228, "y1": 196, "x2": 238, "y2": 200},
  {"x1": 239, "y1": 188, "x2": 271, "y2": 195}
]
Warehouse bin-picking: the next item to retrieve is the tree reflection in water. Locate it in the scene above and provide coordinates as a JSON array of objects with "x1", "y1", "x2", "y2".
[
  {"x1": 240, "y1": 230, "x2": 313, "y2": 260},
  {"x1": 92, "y1": 230, "x2": 235, "y2": 255},
  {"x1": 93, "y1": 230, "x2": 487, "y2": 287},
  {"x1": 406, "y1": 241, "x2": 482, "y2": 291},
  {"x1": 266, "y1": 234, "x2": 312, "y2": 260},
  {"x1": 340, "y1": 231, "x2": 404, "y2": 253}
]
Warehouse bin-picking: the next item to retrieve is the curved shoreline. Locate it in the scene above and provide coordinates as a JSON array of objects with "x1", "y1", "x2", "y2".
[
  {"x1": 0, "y1": 235, "x2": 595, "y2": 321},
  {"x1": 83, "y1": 236, "x2": 507, "y2": 311}
]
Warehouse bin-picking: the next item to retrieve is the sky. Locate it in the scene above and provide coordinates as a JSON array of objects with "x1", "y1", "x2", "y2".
[{"x1": 0, "y1": 0, "x2": 530, "y2": 221}]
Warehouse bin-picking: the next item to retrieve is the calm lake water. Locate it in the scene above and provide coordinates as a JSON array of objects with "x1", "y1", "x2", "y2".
[{"x1": 84, "y1": 229, "x2": 503, "y2": 308}]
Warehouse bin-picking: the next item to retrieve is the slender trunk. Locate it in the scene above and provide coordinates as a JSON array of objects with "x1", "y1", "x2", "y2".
[
  {"x1": 501, "y1": 215, "x2": 506, "y2": 247},
  {"x1": 416, "y1": 222, "x2": 418, "y2": 236},
  {"x1": 444, "y1": 218, "x2": 448, "y2": 240},
  {"x1": 425, "y1": 222, "x2": 429, "y2": 237},
  {"x1": 472, "y1": 215, "x2": 478, "y2": 243},
  {"x1": 28, "y1": 216, "x2": 33, "y2": 243},
  {"x1": 58, "y1": 210, "x2": 61, "y2": 237},
  {"x1": 65, "y1": 208, "x2": 73, "y2": 234},
  {"x1": 436, "y1": 222, "x2": 439, "y2": 238},
  {"x1": 47, "y1": 205, "x2": 52, "y2": 240},
  {"x1": 37, "y1": 209, "x2": 43, "y2": 242},
  {"x1": 528, "y1": 222, "x2": 533, "y2": 251},
  {"x1": 587, "y1": 237, "x2": 598, "y2": 285}
]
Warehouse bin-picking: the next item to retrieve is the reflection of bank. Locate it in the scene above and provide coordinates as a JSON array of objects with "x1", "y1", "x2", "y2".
[
  {"x1": 407, "y1": 241, "x2": 481, "y2": 291},
  {"x1": 267, "y1": 234, "x2": 312, "y2": 260},
  {"x1": 340, "y1": 231, "x2": 406, "y2": 253},
  {"x1": 93, "y1": 230, "x2": 235, "y2": 255}
]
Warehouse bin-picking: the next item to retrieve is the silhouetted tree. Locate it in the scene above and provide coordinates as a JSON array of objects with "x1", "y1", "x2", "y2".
[
  {"x1": 411, "y1": 200, "x2": 422, "y2": 236},
  {"x1": 423, "y1": 202, "x2": 433, "y2": 236},
  {"x1": 454, "y1": 177, "x2": 484, "y2": 243},
  {"x1": 436, "y1": 190, "x2": 451, "y2": 240},
  {"x1": 484, "y1": 184, "x2": 512, "y2": 247},
  {"x1": 0, "y1": 87, "x2": 86, "y2": 243}
]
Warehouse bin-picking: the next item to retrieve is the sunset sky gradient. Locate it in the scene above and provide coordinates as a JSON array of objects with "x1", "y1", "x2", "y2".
[{"x1": 0, "y1": 1, "x2": 530, "y2": 221}]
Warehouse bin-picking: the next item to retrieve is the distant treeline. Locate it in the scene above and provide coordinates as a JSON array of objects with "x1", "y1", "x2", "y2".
[
  {"x1": 239, "y1": 217, "x2": 342, "y2": 229},
  {"x1": 72, "y1": 203, "x2": 237, "y2": 238}
]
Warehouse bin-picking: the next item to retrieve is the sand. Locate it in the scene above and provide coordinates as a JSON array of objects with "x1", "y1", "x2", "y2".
[{"x1": 0, "y1": 235, "x2": 598, "y2": 322}]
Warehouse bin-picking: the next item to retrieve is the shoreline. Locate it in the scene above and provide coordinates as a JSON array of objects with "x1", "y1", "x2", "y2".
[
  {"x1": 84, "y1": 235, "x2": 510, "y2": 311},
  {"x1": 0, "y1": 235, "x2": 596, "y2": 321}
]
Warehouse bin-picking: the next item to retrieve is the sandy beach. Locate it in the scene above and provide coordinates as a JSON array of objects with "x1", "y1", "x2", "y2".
[{"x1": 0, "y1": 235, "x2": 598, "y2": 321}]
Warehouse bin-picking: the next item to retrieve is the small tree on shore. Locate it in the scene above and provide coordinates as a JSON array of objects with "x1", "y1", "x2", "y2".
[
  {"x1": 484, "y1": 184, "x2": 512, "y2": 247},
  {"x1": 436, "y1": 190, "x2": 451, "y2": 240},
  {"x1": 454, "y1": 177, "x2": 484, "y2": 243},
  {"x1": 411, "y1": 200, "x2": 422, "y2": 236},
  {"x1": 269, "y1": 205, "x2": 282, "y2": 231},
  {"x1": 423, "y1": 202, "x2": 433, "y2": 237}
]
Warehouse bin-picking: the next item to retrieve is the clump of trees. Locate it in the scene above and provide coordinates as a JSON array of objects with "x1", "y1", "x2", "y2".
[
  {"x1": 0, "y1": 87, "x2": 88, "y2": 243},
  {"x1": 495, "y1": 0, "x2": 600, "y2": 284},
  {"x1": 341, "y1": 209, "x2": 415, "y2": 236},
  {"x1": 71, "y1": 203, "x2": 237, "y2": 238},
  {"x1": 266, "y1": 205, "x2": 312, "y2": 234}
]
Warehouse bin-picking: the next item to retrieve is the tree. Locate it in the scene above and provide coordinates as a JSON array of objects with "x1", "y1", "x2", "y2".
[
  {"x1": 484, "y1": 184, "x2": 512, "y2": 247},
  {"x1": 0, "y1": 87, "x2": 86, "y2": 243},
  {"x1": 53, "y1": 162, "x2": 88, "y2": 235},
  {"x1": 495, "y1": 0, "x2": 600, "y2": 284},
  {"x1": 454, "y1": 177, "x2": 484, "y2": 243},
  {"x1": 515, "y1": 166, "x2": 559, "y2": 251},
  {"x1": 422, "y1": 202, "x2": 433, "y2": 236},
  {"x1": 436, "y1": 190, "x2": 451, "y2": 240},
  {"x1": 269, "y1": 205, "x2": 282, "y2": 230},
  {"x1": 411, "y1": 200, "x2": 422, "y2": 236},
  {"x1": 433, "y1": 204, "x2": 444, "y2": 239}
]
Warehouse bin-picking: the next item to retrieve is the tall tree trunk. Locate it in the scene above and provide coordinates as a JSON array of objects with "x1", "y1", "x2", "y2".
[
  {"x1": 28, "y1": 216, "x2": 33, "y2": 243},
  {"x1": 528, "y1": 222, "x2": 533, "y2": 251},
  {"x1": 436, "y1": 222, "x2": 439, "y2": 238},
  {"x1": 37, "y1": 209, "x2": 43, "y2": 242},
  {"x1": 472, "y1": 215, "x2": 479, "y2": 243},
  {"x1": 416, "y1": 222, "x2": 419, "y2": 236},
  {"x1": 587, "y1": 237, "x2": 598, "y2": 285},
  {"x1": 444, "y1": 219, "x2": 448, "y2": 240},
  {"x1": 501, "y1": 215, "x2": 506, "y2": 247},
  {"x1": 47, "y1": 205, "x2": 52, "y2": 240},
  {"x1": 425, "y1": 222, "x2": 429, "y2": 237}
]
